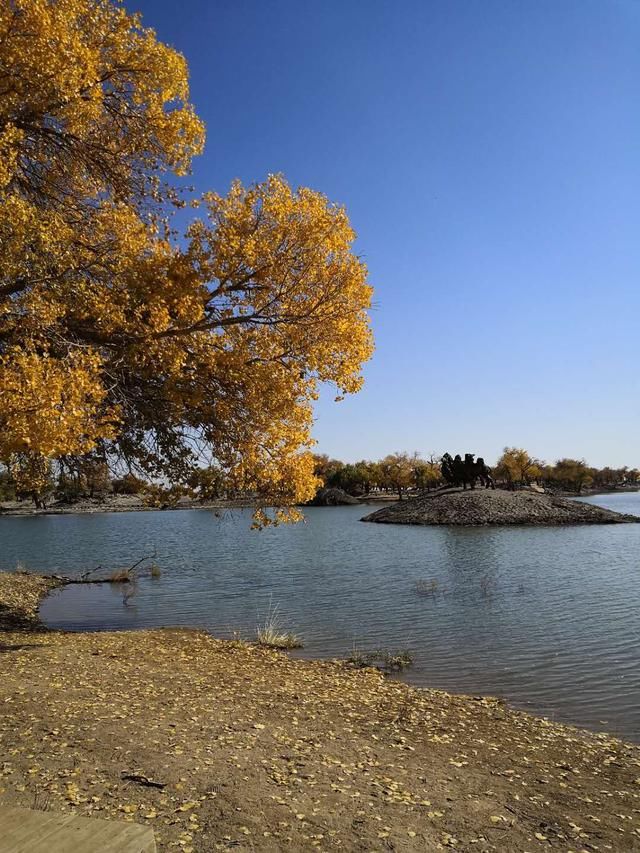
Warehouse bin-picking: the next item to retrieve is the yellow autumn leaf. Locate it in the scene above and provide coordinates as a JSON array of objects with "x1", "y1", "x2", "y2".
[{"x1": 177, "y1": 801, "x2": 198, "y2": 811}]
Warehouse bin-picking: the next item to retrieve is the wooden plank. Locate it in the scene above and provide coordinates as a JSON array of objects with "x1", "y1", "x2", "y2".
[{"x1": 0, "y1": 806, "x2": 156, "y2": 853}]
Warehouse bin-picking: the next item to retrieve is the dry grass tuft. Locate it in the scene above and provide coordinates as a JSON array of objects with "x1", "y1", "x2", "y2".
[
  {"x1": 256, "y1": 598, "x2": 302, "y2": 649},
  {"x1": 109, "y1": 568, "x2": 131, "y2": 583}
]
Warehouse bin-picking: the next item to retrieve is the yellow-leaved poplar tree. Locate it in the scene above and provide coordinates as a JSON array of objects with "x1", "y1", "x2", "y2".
[
  {"x1": 494, "y1": 447, "x2": 543, "y2": 486},
  {"x1": 0, "y1": 0, "x2": 373, "y2": 516}
]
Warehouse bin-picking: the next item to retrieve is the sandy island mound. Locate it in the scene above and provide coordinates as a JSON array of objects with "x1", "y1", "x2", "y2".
[{"x1": 362, "y1": 487, "x2": 640, "y2": 526}]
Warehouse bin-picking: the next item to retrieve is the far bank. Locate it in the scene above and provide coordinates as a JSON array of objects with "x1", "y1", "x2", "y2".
[{"x1": 2, "y1": 484, "x2": 639, "y2": 516}]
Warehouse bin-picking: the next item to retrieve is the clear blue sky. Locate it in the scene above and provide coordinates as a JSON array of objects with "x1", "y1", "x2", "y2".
[{"x1": 133, "y1": 0, "x2": 639, "y2": 468}]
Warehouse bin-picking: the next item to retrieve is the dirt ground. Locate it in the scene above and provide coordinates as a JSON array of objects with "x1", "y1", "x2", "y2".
[{"x1": 0, "y1": 572, "x2": 639, "y2": 852}]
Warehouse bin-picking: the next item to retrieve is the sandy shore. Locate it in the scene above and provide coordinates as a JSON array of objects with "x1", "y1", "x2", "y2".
[{"x1": 0, "y1": 572, "x2": 639, "y2": 851}]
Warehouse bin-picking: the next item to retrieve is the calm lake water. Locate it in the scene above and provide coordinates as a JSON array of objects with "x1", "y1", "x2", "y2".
[{"x1": 1, "y1": 492, "x2": 639, "y2": 741}]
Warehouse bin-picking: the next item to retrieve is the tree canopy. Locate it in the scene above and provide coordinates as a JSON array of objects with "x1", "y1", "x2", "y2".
[
  {"x1": 311, "y1": 449, "x2": 638, "y2": 500},
  {"x1": 0, "y1": 0, "x2": 373, "y2": 519},
  {"x1": 494, "y1": 447, "x2": 543, "y2": 486}
]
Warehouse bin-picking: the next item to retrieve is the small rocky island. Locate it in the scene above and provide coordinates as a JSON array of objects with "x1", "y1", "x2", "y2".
[
  {"x1": 362, "y1": 487, "x2": 640, "y2": 526},
  {"x1": 307, "y1": 487, "x2": 360, "y2": 506}
]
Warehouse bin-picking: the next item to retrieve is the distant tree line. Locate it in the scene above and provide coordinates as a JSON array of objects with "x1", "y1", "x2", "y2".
[
  {"x1": 492, "y1": 447, "x2": 638, "y2": 494},
  {"x1": 313, "y1": 453, "x2": 441, "y2": 501},
  {"x1": 314, "y1": 449, "x2": 639, "y2": 499},
  {"x1": 1, "y1": 448, "x2": 637, "y2": 508},
  {"x1": 0, "y1": 459, "x2": 228, "y2": 508}
]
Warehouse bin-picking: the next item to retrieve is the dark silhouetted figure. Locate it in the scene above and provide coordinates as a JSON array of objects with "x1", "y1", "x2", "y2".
[
  {"x1": 462, "y1": 453, "x2": 477, "y2": 489},
  {"x1": 441, "y1": 452, "x2": 494, "y2": 490},
  {"x1": 475, "y1": 457, "x2": 495, "y2": 489},
  {"x1": 441, "y1": 453, "x2": 455, "y2": 484}
]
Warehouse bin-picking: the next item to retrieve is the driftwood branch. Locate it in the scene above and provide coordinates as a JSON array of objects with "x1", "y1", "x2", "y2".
[
  {"x1": 121, "y1": 772, "x2": 166, "y2": 789},
  {"x1": 51, "y1": 549, "x2": 158, "y2": 585}
]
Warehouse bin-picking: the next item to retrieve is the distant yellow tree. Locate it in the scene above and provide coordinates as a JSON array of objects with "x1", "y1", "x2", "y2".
[
  {"x1": 379, "y1": 453, "x2": 414, "y2": 500},
  {"x1": 412, "y1": 455, "x2": 441, "y2": 492},
  {"x1": 494, "y1": 447, "x2": 543, "y2": 486},
  {"x1": 550, "y1": 459, "x2": 594, "y2": 494},
  {"x1": 0, "y1": 0, "x2": 373, "y2": 519}
]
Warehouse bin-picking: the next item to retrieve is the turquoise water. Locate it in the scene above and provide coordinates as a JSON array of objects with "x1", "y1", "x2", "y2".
[{"x1": 1, "y1": 492, "x2": 639, "y2": 740}]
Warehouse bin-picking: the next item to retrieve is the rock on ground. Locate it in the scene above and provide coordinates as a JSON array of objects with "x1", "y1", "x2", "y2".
[{"x1": 362, "y1": 487, "x2": 640, "y2": 526}]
